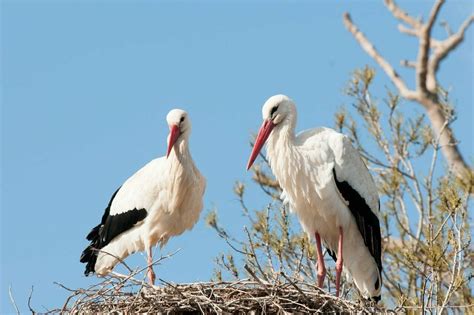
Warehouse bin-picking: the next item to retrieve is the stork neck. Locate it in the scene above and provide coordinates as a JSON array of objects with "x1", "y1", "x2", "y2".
[
  {"x1": 266, "y1": 122, "x2": 300, "y2": 191},
  {"x1": 267, "y1": 122, "x2": 296, "y2": 156},
  {"x1": 166, "y1": 136, "x2": 199, "y2": 212},
  {"x1": 169, "y1": 137, "x2": 193, "y2": 167}
]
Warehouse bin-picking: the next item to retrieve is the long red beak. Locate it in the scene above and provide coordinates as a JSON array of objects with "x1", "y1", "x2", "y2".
[
  {"x1": 167, "y1": 125, "x2": 180, "y2": 158},
  {"x1": 247, "y1": 120, "x2": 275, "y2": 170}
]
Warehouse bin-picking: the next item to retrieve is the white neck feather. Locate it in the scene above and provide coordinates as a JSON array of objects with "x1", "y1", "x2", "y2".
[
  {"x1": 266, "y1": 117, "x2": 299, "y2": 187},
  {"x1": 169, "y1": 137, "x2": 191, "y2": 164},
  {"x1": 265, "y1": 114, "x2": 318, "y2": 207},
  {"x1": 166, "y1": 136, "x2": 200, "y2": 212}
]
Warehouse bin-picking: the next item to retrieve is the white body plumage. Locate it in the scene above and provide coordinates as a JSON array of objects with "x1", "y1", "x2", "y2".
[
  {"x1": 268, "y1": 127, "x2": 381, "y2": 298},
  {"x1": 81, "y1": 109, "x2": 205, "y2": 283},
  {"x1": 248, "y1": 95, "x2": 382, "y2": 300},
  {"x1": 95, "y1": 154, "x2": 205, "y2": 275}
]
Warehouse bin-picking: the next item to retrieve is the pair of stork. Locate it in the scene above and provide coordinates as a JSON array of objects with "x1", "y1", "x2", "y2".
[{"x1": 80, "y1": 95, "x2": 382, "y2": 301}]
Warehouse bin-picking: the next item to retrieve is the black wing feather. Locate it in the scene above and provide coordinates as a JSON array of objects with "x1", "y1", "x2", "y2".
[
  {"x1": 326, "y1": 248, "x2": 337, "y2": 262},
  {"x1": 332, "y1": 168, "x2": 382, "y2": 277},
  {"x1": 80, "y1": 187, "x2": 147, "y2": 275}
]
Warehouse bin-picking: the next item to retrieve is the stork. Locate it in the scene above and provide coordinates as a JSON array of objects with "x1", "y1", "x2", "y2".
[
  {"x1": 80, "y1": 109, "x2": 206, "y2": 285},
  {"x1": 247, "y1": 95, "x2": 382, "y2": 301}
]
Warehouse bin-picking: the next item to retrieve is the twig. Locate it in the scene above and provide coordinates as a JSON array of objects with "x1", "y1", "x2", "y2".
[
  {"x1": 27, "y1": 286, "x2": 36, "y2": 314},
  {"x1": 244, "y1": 264, "x2": 270, "y2": 289},
  {"x1": 8, "y1": 286, "x2": 20, "y2": 315}
]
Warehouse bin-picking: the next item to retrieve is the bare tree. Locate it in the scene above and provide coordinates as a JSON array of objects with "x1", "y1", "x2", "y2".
[{"x1": 343, "y1": 0, "x2": 473, "y2": 180}]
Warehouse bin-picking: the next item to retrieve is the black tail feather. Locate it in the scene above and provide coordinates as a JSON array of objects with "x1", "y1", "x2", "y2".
[
  {"x1": 80, "y1": 186, "x2": 150, "y2": 277},
  {"x1": 80, "y1": 187, "x2": 121, "y2": 276},
  {"x1": 86, "y1": 225, "x2": 100, "y2": 241},
  {"x1": 80, "y1": 223, "x2": 102, "y2": 276}
]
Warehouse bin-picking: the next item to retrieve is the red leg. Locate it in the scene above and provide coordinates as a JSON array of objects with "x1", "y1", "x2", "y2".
[
  {"x1": 314, "y1": 232, "x2": 326, "y2": 288},
  {"x1": 147, "y1": 246, "x2": 156, "y2": 285},
  {"x1": 335, "y1": 227, "x2": 344, "y2": 297}
]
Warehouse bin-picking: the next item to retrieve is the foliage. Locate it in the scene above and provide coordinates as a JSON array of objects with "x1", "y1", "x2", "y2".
[{"x1": 207, "y1": 66, "x2": 473, "y2": 313}]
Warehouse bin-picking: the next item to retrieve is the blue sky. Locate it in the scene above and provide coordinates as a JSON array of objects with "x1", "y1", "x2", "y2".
[{"x1": 1, "y1": 0, "x2": 472, "y2": 312}]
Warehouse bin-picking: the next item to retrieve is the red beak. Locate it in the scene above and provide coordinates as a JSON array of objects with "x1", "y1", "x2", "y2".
[
  {"x1": 167, "y1": 124, "x2": 180, "y2": 158},
  {"x1": 247, "y1": 120, "x2": 275, "y2": 170}
]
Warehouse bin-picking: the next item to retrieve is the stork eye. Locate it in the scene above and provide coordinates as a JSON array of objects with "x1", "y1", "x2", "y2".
[
  {"x1": 270, "y1": 105, "x2": 279, "y2": 118},
  {"x1": 180, "y1": 116, "x2": 185, "y2": 122}
]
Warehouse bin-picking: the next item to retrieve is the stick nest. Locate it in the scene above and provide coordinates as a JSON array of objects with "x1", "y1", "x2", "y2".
[{"x1": 54, "y1": 275, "x2": 384, "y2": 314}]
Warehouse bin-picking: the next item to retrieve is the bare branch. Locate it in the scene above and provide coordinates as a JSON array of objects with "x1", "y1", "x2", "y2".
[
  {"x1": 427, "y1": 0, "x2": 445, "y2": 32},
  {"x1": 427, "y1": 15, "x2": 474, "y2": 91},
  {"x1": 416, "y1": 0, "x2": 444, "y2": 95},
  {"x1": 400, "y1": 60, "x2": 417, "y2": 69},
  {"x1": 384, "y1": 0, "x2": 422, "y2": 29},
  {"x1": 440, "y1": 20, "x2": 453, "y2": 36},
  {"x1": 344, "y1": 2, "x2": 473, "y2": 178},
  {"x1": 8, "y1": 286, "x2": 20, "y2": 315},
  {"x1": 398, "y1": 24, "x2": 419, "y2": 37},
  {"x1": 398, "y1": 24, "x2": 442, "y2": 48},
  {"x1": 343, "y1": 13, "x2": 418, "y2": 100},
  {"x1": 27, "y1": 286, "x2": 36, "y2": 314},
  {"x1": 421, "y1": 98, "x2": 471, "y2": 177}
]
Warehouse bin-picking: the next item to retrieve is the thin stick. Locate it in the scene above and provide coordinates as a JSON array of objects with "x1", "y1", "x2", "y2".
[
  {"x1": 27, "y1": 286, "x2": 36, "y2": 314},
  {"x1": 8, "y1": 286, "x2": 20, "y2": 315}
]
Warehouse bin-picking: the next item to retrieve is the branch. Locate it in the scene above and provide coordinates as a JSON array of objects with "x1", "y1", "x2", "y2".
[
  {"x1": 398, "y1": 24, "x2": 419, "y2": 37},
  {"x1": 344, "y1": 3, "x2": 473, "y2": 179},
  {"x1": 416, "y1": 0, "x2": 444, "y2": 95},
  {"x1": 8, "y1": 286, "x2": 20, "y2": 315},
  {"x1": 427, "y1": 15, "x2": 474, "y2": 91},
  {"x1": 398, "y1": 24, "x2": 442, "y2": 48},
  {"x1": 440, "y1": 20, "x2": 453, "y2": 36},
  {"x1": 427, "y1": 0, "x2": 445, "y2": 31},
  {"x1": 420, "y1": 98, "x2": 471, "y2": 178},
  {"x1": 343, "y1": 13, "x2": 418, "y2": 100},
  {"x1": 28, "y1": 286, "x2": 36, "y2": 314},
  {"x1": 400, "y1": 60, "x2": 417, "y2": 68},
  {"x1": 384, "y1": 0, "x2": 422, "y2": 29}
]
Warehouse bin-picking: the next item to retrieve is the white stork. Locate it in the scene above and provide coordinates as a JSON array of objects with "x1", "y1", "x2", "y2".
[
  {"x1": 247, "y1": 95, "x2": 382, "y2": 301},
  {"x1": 80, "y1": 109, "x2": 206, "y2": 284}
]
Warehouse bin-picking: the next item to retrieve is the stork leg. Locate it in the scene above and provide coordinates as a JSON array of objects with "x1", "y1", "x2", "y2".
[
  {"x1": 146, "y1": 246, "x2": 156, "y2": 285},
  {"x1": 335, "y1": 227, "x2": 344, "y2": 297},
  {"x1": 314, "y1": 232, "x2": 326, "y2": 288}
]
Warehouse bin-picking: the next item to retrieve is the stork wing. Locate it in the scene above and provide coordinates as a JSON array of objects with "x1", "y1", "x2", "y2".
[
  {"x1": 333, "y1": 167, "x2": 382, "y2": 272},
  {"x1": 297, "y1": 128, "x2": 382, "y2": 274},
  {"x1": 80, "y1": 158, "x2": 165, "y2": 274},
  {"x1": 332, "y1": 136, "x2": 382, "y2": 275},
  {"x1": 80, "y1": 185, "x2": 148, "y2": 274}
]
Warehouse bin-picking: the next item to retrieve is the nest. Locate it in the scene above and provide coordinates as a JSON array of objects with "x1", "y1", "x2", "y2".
[
  {"x1": 37, "y1": 251, "x2": 387, "y2": 313},
  {"x1": 51, "y1": 273, "x2": 386, "y2": 314}
]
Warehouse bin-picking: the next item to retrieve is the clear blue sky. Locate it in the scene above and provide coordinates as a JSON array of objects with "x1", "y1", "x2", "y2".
[{"x1": 1, "y1": 0, "x2": 472, "y2": 312}]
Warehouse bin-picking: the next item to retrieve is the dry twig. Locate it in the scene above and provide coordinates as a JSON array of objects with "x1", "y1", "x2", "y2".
[{"x1": 49, "y1": 275, "x2": 383, "y2": 314}]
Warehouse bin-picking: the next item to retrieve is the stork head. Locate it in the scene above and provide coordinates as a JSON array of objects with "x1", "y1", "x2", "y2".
[
  {"x1": 166, "y1": 108, "x2": 191, "y2": 158},
  {"x1": 247, "y1": 94, "x2": 296, "y2": 170}
]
